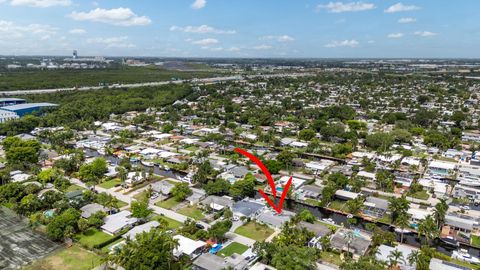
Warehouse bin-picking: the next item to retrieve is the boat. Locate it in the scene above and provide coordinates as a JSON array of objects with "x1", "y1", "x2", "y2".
[
  {"x1": 347, "y1": 214, "x2": 354, "y2": 219},
  {"x1": 141, "y1": 160, "x2": 154, "y2": 167},
  {"x1": 321, "y1": 218, "x2": 335, "y2": 225},
  {"x1": 164, "y1": 166, "x2": 171, "y2": 171},
  {"x1": 440, "y1": 236, "x2": 460, "y2": 248},
  {"x1": 452, "y1": 249, "x2": 480, "y2": 264},
  {"x1": 394, "y1": 228, "x2": 412, "y2": 234}
]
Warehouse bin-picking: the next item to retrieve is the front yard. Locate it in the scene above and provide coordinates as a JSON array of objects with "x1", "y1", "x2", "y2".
[
  {"x1": 98, "y1": 178, "x2": 122, "y2": 189},
  {"x1": 234, "y1": 221, "x2": 274, "y2": 241},
  {"x1": 178, "y1": 205, "x2": 205, "y2": 220},
  {"x1": 153, "y1": 215, "x2": 183, "y2": 229},
  {"x1": 155, "y1": 197, "x2": 182, "y2": 209}
]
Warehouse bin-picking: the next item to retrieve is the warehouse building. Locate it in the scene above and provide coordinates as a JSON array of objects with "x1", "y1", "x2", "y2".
[
  {"x1": 0, "y1": 103, "x2": 58, "y2": 117},
  {"x1": 0, "y1": 98, "x2": 26, "y2": 107}
]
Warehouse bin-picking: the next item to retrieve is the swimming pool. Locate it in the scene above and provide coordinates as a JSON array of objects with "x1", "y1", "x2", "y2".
[{"x1": 209, "y1": 244, "x2": 222, "y2": 254}]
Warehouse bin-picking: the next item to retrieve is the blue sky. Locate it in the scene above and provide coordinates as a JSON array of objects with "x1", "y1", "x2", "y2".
[{"x1": 0, "y1": 0, "x2": 479, "y2": 58}]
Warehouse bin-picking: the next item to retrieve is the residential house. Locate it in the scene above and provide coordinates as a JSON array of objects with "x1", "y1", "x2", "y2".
[
  {"x1": 80, "y1": 203, "x2": 108, "y2": 219},
  {"x1": 173, "y1": 235, "x2": 206, "y2": 259},
  {"x1": 363, "y1": 197, "x2": 389, "y2": 218},
  {"x1": 122, "y1": 221, "x2": 160, "y2": 240},
  {"x1": 101, "y1": 210, "x2": 138, "y2": 235},
  {"x1": 376, "y1": 244, "x2": 418, "y2": 270},
  {"x1": 186, "y1": 188, "x2": 207, "y2": 205},
  {"x1": 330, "y1": 228, "x2": 371, "y2": 258},
  {"x1": 200, "y1": 195, "x2": 234, "y2": 212},
  {"x1": 257, "y1": 210, "x2": 295, "y2": 228},
  {"x1": 232, "y1": 200, "x2": 264, "y2": 219}
]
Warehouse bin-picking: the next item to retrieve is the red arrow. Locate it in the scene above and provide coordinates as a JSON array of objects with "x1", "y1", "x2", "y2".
[{"x1": 234, "y1": 148, "x2": 293, "y2": 214}]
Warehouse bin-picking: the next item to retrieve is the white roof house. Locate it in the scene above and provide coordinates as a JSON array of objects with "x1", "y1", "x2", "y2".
[
  {"x1": 278, "y1": 176, "x2": 305, "y2": 190},
  {"x1": 173, "y1": 235, "x2": 206, "y2": 258},
  {"x1": 357, "y1": 171, "x2": 376, "y2": 180},
  {"x1": 101, "y1": 210, "x2": 138, "y2": 235},
  {"x1": 122, "y1": 221, "x2": 160, "y2": 240}
]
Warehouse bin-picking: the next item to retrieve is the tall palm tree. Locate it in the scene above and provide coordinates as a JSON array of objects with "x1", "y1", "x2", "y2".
[
  {"x1": 433, "y1": 198, "x2": 448, "y2": 229},
  {"x1": 418, "y1": 215, "x2": 438, "y2": 244},
  {"x1": 343, "y1": 230, "x2": 355, "y2": 256},
  {"x1": 407, "y1": 250, "x2": 420, "y2": 267},
  {"x1": 395, "y1": 212, "x2": 410, "y2": 243}
]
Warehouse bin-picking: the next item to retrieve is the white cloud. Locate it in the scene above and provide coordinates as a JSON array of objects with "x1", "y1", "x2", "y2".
[
  {"x1": 325, "y1": 39, "x2": 359, "y2": 48},
  {"x1": 385, "y1": 3, "x2": 420, "y2": 13},
  {"x1": 0, "y1": 20, "x2": 57, "y2": 39},
  {"x1": 398, "y1": 17, "x2": 416, "y2": 23},
  {"x1": 253, "y1": 44, "x2": 273, "y2": 50},
  {"x1": 227, "y1": 47, "x2": 240, "y2": 52},
  {"x1": 69, "y1": 28, "x2": 86, "y2": 34},
  {"x1": 191, "y1": 0, "x2": 206, "y2": 9},
  {"x1": 191, "y1": 38, "x2": 218, "y2": 45},
  {"x1": 9, "y1": 0, "x2": 71, "y2": 7},
  {"x1": 260, "y1": 35, "x2": 295, "y2": 42},
  {"x1": 387, "y1": 32, "x2": 404, "y2": 38},
  {"x1": 414, "y1": 31, "x2": 437, "y2": 37},
  {"x1": 87, "y1": 36, "x2": 135, "y2": 48},
  {"x1": 68, "y1": 8, "x2": 152, "y2": 26},
  {"x1": 169, "y1": 25, "x2": 235, "y2": 34},
  {"x1": 317, "y1": 2, "x2": 375, "y2": 13}
]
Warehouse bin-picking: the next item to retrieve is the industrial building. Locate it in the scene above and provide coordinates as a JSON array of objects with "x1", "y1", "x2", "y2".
[
  {"x1": 0, "y1": 103, "x2": 58, "y2": 117},
  {"x1": 0, "y1": 98, "x2": 26, "y2": 107}
]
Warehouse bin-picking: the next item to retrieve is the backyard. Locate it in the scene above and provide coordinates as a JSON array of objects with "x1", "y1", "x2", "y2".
[
  {"x1": 234, "y1": 221, "x2": 274, "y2": 241},
  {"x1": 218, "y1": 242, "x2": 249, "y2": 257}
]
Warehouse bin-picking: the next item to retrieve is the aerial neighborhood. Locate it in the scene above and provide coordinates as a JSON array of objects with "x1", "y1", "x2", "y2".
[{"x1": 2, "y1": 60, "x2": 480, "y2": 270}]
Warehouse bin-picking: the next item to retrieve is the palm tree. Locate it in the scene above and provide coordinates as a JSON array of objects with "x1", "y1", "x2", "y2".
[
  {"x1": 418, "y1": 215, "x2": 438, "y2": 244},
  {"x1": 407, "y1": 250, "x2": 420, "y2": 267},
  {"x1": 433, "y1": 198, "x2": 448, "y2": 229},
  {"x1": 387, "y1": 249, "x2": 404, "y2": 269},
  {"x1": 343, "y1": 230, "x2": 355, "y2": 256},
  {"x1": 395, "y1": 212, "x2": 410, "y2": 243}
]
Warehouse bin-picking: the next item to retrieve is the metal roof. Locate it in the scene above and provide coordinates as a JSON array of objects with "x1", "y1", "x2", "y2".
[
  {"x1": 0, "y1": 98, "x2": 26, "y2": 102},
  {"x1": 0, "y1": 103, "x2": 58, "y2": 111}
]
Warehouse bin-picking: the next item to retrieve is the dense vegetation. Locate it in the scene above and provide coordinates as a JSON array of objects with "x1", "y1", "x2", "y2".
[
  {"x1": 0, "y1": 84, "x2": 193, "y2": 135},
  {"x1": 0, "y1": 66, "x2": 220, "y2": 90}
]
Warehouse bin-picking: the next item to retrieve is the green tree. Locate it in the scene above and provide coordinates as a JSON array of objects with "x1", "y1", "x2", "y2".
[
  {"x1": 131, "y1": 200, "x2": 152, "y2": 219},
  {"x1": 204, "y1": 179, "x2": 231, "y2": 196},
  {"x1": 388, "y1": 196, "x2": 410, "y2": 224},
  {"x1": 298, "y1": 129, "x2": 316, "y2": 141},
  {"x1": 171, "y1": 182, "x2": 192, "y2": 202},
  {"x1": 433, "y1": 198, "x2": 448, "y2": 229},
  {"x1": 418, "y1": 215, "x2": 438, "y2": 244},
  {"x1": 108, "y1": 228, "x2": 182, "y2": 270},
  {"x1": 229, "y1": 173, "x2": 256, "y2": 200}
]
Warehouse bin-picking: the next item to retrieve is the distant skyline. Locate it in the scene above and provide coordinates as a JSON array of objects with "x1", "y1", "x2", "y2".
[{"x1": 0, "y1": 0, "x2": 479, "y2": 58}]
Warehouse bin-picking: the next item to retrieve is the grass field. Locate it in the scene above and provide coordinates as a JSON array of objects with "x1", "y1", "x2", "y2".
[
  {"x1": 24, "y1": 244, "x2": 102, "y2": 270},
  {"x1": 0, "y1": 66, "x2": 221, "y2": 91},
  {"x1": 98, "y1": 179, "x2": 122, "y2": 189},
  {"x1": 76, "y1": 228, "x2": 115, "y2": 249},
  {"x1": 155, "y1": 197, "x2": 182, "y2": 209},
  {"x1": 218, "y1": 242, "x2": 249, "y2": 257},
  {"x1": 178, "y1": 205, "x2": 205, "y2": 220},
  {"x1": 408, "y1": 190, "x2": 430, "y2": 200},
  {"x1": 234, "y1": 222, "x2": 274, "y2": 241},
  {"x1": 152, "y1": 215, "x2": 183, "y2": 229},
  {"x1": 471, "y1": 235, "x2": 480, "y2": 247}
]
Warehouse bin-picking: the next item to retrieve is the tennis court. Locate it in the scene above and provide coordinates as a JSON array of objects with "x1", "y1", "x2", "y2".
[{"x1": 0, "y1": 207, "x2": 59, "y2": 269}]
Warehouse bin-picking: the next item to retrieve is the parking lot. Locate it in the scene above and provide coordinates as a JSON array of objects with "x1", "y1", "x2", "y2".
[{"x1": 0, "y1": 207, "x2": 59, "y2": 269}]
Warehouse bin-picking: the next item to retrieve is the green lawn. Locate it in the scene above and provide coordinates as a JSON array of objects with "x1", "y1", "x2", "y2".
[
  {"x1": 218, "y1": 242, "x2": 249, "y2": 257},
  {"x1": 328, "y1": 200, "x2": 347, "y2": 211},
  {"x1": 65, "y1": 184, "x2": 85, "y2": 193},
  {"x1": 234, "y1": 222, "x2": 274, "y2": 241},
  {"x1": 98, "y1": 179, "x2": 122, "y2": 189},
  {"x1": 116, "y1": 200, "x2": 129, "y2": 208},
  {"x1": 320, "y1": 251, "x2": 343, "y2": 266},
  {"x1": 24, "y1": 244, "x2": 102, "y2": 270},
  {"x1": 155, "y1": 197, "x2": 182, "y2": 209},
  {"x1": 471, "y1": 235, "x2": 480, "y2": 247},
  {"x1": 409, "y1": 190, "x2": 430, "y2": 200},
  {"x1": 152, "y1": 215, "x2": 183, "y2": 229},
  {"x1": 134, "y1": 190, "x2": 150, "y2": 201},
  {"x1": 76, "y1": 228, "x2": 115, "y2": 249},
  {"x1": 178, "y1": 205, "x2": 205, "y2": 220}
]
